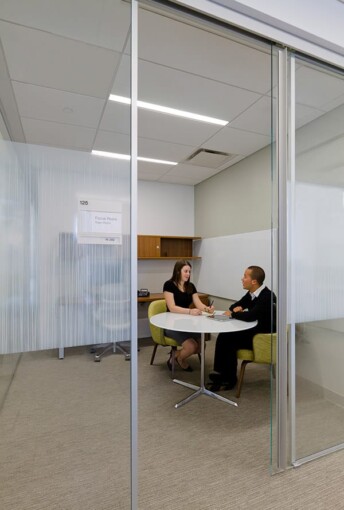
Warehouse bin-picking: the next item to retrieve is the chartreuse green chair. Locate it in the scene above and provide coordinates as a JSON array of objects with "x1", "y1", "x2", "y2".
[
  {"x1": 236, "y1": 332, "x2": 277, "y2": 398},
  {"x1": 148, "y1": 299, "x2": 179, "y2": 378}
]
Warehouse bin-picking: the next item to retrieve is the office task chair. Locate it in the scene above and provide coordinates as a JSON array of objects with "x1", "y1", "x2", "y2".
[
  {"x1": 93, "y1": 283, "x2": 131, "y2": 362},
  {"x1": 148, "y1": 299, "x2": 179, "y2": 377},
  {"x1": 236, "y1": 332, "x2": 277, "y2": 398}
]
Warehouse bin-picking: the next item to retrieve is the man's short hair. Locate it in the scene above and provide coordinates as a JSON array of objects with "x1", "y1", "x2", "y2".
[{"x1": 247, "y1": 266, "x2": 265, "y2": 286}]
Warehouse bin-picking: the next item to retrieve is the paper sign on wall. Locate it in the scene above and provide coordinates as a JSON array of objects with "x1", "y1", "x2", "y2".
[{"x1": 77, "y1": 197, "x2": 122, "y2": 245}]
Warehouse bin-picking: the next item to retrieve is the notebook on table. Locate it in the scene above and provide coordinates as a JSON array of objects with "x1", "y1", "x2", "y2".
[{"x1": 207, "y1": 313, "x2": 232, "y2": 321}]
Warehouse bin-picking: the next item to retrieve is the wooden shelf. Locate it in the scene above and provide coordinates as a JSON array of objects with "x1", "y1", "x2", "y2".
[
  {"x1": 137, "y1": 292, "x2": 208, "y2": 303},
  {"x1": 138, "y1": 235, "x2": 201, "y2": 259}
]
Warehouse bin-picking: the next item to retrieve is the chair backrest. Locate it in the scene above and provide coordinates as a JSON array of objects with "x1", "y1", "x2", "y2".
[
  {"x1": 253, "y1": 333, "x2": 277, "y2": 364},
  {"x1": 148, "y1": 299, "x2": 168, "y2": 346}
]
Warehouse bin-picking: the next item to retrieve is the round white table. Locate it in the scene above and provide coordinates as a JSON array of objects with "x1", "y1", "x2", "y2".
[{"x1": 149, "y1": 312, "x2": 257, "y2": 408}]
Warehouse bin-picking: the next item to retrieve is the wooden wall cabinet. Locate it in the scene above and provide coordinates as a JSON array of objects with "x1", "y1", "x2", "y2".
[{"x1": 138, "y1": 235, "x2": 201, "y2": 259}]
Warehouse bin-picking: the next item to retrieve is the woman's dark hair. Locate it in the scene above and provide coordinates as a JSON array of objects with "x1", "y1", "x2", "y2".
[
  {"x1": 170, "y1": 259, "x2": 193, "y2": 293},
  {"x1": 247, "y1": 265, "x2": 265, "y2": 286}
]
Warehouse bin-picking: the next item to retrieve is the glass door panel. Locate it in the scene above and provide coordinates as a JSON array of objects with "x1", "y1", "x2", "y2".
[
  {"x1": 137, "y1": 2, "x2": 276, "y2": 505},
  {"x1": 292, "y1": 56, "x2": 344, "y2": 462},
  {"x1": 0, "y1": 1, "x2": 132, "y2": 508}
]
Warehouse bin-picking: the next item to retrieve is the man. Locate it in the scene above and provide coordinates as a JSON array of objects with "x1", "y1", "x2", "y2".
[{"x1": 208, "y1": 266, "x2": 276, "y2": 391}]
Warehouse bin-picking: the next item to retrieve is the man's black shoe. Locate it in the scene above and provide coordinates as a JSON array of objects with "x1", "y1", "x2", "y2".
[
  {"x1": 222, "y1": 381, "x2": 237, "y2": 390},
  {"x1": 208, "y1": 372, "x2": 223, "y2": 383},
  {"x1": 206, "y1": 382, "x2": 221, "y2": 391},
  {"x1": 207, "y1": 379, "x2": 237, "y2": 391}
]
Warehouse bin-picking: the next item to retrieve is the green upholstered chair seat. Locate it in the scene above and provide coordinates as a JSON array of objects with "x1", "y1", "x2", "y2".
[
  {"x1": 237, "y1": 349, "x2": 254, "y2": 362},
  {"x1": 236, "y1": 333, "x2": 277, "y2": 398},
  {"x1": 148, "y1": 299, "x2": 179, "y2": 377}
]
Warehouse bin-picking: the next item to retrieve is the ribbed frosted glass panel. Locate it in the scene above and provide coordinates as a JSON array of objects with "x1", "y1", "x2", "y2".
[
  {"x1": 292, "y1": 58, "x2": 344, "y2": 461},
  {"x1": 0, "y1": 141, "x2": 130, "y2": 354},
  {"x1": 293, "y1": 182, "x2": 344, "y2": 322}
]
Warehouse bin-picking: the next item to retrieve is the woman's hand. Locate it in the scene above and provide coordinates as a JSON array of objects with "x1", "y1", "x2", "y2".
[
  {"x1": 189, "y1": 308, "x2": 202, "y2": 316},
  {"x1": 204, "y1": 305, "x2": 215, "y2": 314}
]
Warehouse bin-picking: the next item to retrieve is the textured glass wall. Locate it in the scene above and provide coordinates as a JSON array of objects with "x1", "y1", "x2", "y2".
[
  {"x1": 0, "y1": 141, "x2": 130, "y2": 354},
  {"x1": 292, "y1": 58, "x2": 344, "y2": 461},
  {"x1": 0, "y1": 140, "x2": 132, "y2": 508}
]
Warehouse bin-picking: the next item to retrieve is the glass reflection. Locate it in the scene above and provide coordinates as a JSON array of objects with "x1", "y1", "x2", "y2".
[{"x1": 293, "y1": 58, "x2": 344, "y2": 460}]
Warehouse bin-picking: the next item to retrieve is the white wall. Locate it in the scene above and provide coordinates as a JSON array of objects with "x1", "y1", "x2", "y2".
[
  {"x1": 194, "y1": 145, "x2": 272, "y2": 238},
  {"x1": 137, "y1": 181, "x2": 196, "y2": 336},
  {"x1": 137, "y1": 180, "x2": 195, "y2": 292},
  {"x1": 138, "y1": 181, "x2": 194, "y2": 235}
]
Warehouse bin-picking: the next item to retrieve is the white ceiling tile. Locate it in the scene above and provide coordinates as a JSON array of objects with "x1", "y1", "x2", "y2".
[
  {"x1": 230, "y1": 96, "x2": 272, "y2": 136},
  {"x1": 138, "y1": 10, "x2": 271, "y2": 94},
  {"x1": 0, "y1": 0, "x2": 130, "y2": 52},
  {"x1": 320, "y1": 92, "x2": 344, "y2": 113},
  {"x1": 138, "y1": 161, "x2": 172, "y2": 180},
  {"x1": 204, "y1": 126, "x2": 270, "y2": 155},
  {"x1": 295, "y1": 104, "x2": 325, "y2": 129},
  {"x1": 22, "y1": 117, "x2": 96, "y2": 150},
  {"x1": 93, "y1": 131, "x2": 195, "y2": 162},
  {"x1": 157, "y1": 163, "x2": 220, "y2": 185},
  {"x1": 99, "y1": 102, "x2": 130, "y2": 134},
  {"x1": 170, "y1": 163, "x2": 223, "y2": 180},
  {"x1": 137, "y1": 60, "x2": 260, "y2": 122},
  {"x1": 138, "y1": 109, "x2": 223, "y2": 146},
  {"x1": 112, "y1": 54, "x2": 131, "y2": 98},
  {"x1": 138, "y1": 138, "x2": 194, "y2": 162},
  {"x1": 296, "y1": 65, "x2": 344, "y2": 109},
  {"x1": 93, "y1": 130, "x2": 130, "y2": 154},
  {"x1": 13, "y1": 82, "x2": 105, "y2": 127},
  {"x1": 0, "y1": 21, "x2": 120, "y2": 97}
]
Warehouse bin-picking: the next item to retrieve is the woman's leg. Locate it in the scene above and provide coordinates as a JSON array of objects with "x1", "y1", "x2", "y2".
[{"x1": 176, "y1": 338, "x2": 198, "y2": 368}]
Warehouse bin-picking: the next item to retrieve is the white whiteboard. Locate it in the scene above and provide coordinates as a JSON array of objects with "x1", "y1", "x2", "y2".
[{"x1": 193, "y1": 230, "x2": 276, "y2": 300}]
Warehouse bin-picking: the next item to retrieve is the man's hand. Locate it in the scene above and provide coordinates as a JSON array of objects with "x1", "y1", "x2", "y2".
[{"x1": 232, "y1": 306, "x2": 244, "y2": 313}]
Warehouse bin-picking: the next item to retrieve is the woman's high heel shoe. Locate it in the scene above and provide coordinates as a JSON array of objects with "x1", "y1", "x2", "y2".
[
  {"x1": 166, "y1": 353, "x2": 173, "y2": 371},
  {"x1": 175, "y1": 356, "x2": 193, "y2": 372}
]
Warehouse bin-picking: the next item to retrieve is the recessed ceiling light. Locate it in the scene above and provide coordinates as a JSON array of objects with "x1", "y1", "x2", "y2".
[
  {"x1": 92, "y1": 150, "x2": 177, "y2": 165},
  {"x1": 109, "y1": 94, "x2": 228, "y2": 126}
]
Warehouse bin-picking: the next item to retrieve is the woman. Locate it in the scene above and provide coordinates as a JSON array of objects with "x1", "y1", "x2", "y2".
[{"x1": 163, "y1": 259, "x2": 214, "y2": 371}]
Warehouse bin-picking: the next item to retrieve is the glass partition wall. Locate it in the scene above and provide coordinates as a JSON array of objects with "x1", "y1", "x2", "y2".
[
  {"x1": 1, "y1": 1, "x2": 344, "y2": 509},
  {"x1": 289, "y1": 55, "x2": 344, "y2": 465},
  {"x1": 137, "y1": 1, "x2": 279, "y2": 504},
  {"x1": 0, "y1": 1, "x2": 133, "y2": 508}
]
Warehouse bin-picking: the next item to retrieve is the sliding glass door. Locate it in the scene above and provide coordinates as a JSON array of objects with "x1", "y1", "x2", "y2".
[{"x1": 289, "y1": 55, "x2": 344, "y2": 465}]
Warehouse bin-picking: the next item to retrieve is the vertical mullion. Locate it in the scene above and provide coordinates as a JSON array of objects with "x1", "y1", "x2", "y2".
[
  {"x1": 130, "y1": 1, "x2": 138, "y2": 509},
  {"x1": 288, "y1": 53, "x2": 296, "y2": 466},
  {"x1": 277, "y1": 46, "x2": 288, "y2": 470}
]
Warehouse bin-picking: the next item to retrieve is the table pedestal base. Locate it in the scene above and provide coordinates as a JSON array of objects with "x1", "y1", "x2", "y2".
[{"x1": 173, "y1": 379, "x2": 238, "y2": 409}]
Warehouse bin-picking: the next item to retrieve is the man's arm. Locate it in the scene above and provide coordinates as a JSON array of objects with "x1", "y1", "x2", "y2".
[
  {"x1": 231, "y1": 291, "x2": 272, "y2": 323},
  {"x1": 229, "y1": 292, "x2": 251, "y2": 312}
]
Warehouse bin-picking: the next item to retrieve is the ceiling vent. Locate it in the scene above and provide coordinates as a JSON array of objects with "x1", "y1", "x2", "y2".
[{"x1": 184, "y1": 148, "x2": 237, "y2": 168}]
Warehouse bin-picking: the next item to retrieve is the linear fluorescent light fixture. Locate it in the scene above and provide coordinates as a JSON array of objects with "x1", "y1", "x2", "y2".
[
  {"x1": 92, "y1": 150, "x2": 177, "y2": 165},
  {"x1": 109, "y1": 94, "x2": 228, "y2": 126}
]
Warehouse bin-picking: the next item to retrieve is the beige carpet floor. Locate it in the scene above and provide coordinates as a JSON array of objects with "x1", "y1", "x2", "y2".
[{"x1": 1, "y1": 339, "x2": 344, "y2": 509}]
